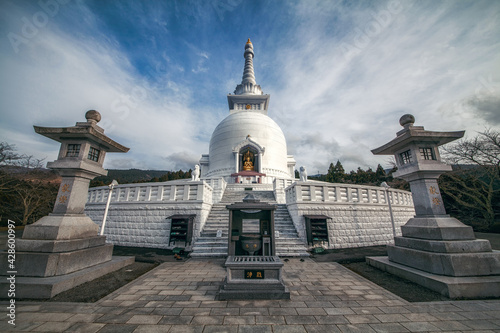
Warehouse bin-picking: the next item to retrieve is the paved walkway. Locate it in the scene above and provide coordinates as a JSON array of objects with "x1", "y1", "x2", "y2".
[{"x1": 3, "y1": 258, "x2": 500, "y2": 332}]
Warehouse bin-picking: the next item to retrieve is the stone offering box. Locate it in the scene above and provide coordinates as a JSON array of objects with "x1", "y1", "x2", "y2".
[
  {"x1": 217, "y1": 256, "x2": 289, "y2": 300},
  {"x1": 217, "y1": 194, "x2": 290, "y2": 300}
]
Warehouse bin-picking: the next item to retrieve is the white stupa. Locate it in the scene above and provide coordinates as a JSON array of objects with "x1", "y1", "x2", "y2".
[
  {"x1": 200, "y1": 39, "x2": 296, "y2": 184},
  {"x1": 85, "y1": 39, "x2": 416, "y2": 259}
]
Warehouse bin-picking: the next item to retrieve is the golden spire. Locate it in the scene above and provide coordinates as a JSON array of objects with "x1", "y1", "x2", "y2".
[{"x1": 246, "y1": 38, "x2": 252, "y2": 44}]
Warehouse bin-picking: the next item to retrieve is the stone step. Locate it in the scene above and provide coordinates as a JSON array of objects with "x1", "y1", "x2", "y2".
[
  {"x1": 276, "y1": 249, "x2": 309, "y2": 258},
  {"x1": 200, "y1": 232, "x2": 228, "y2": 236},
  {"x1": 194, "y1": 243, "x2": 228, "y2": 248},
  {"x1": 191, "y1": 246, "x2": 228, "y2": 253},
  {"x1": 202, "y1": 224, "x2": 228, "y2": 227},
  {"x1": 195, "y1": 238, "x2": 227, "y2": 243},
  {"x1": 202, "y1": 226, "x2": 229, "y2": 230},
  {"x1": 192, "y1": 188, "x2": 308, "y2": 258},
  {"x1": 190, "y1": 252, "x2": 228, "y2": 258},
  {"x1": 276, "y1": 239, "x2": 306, "y2": 245}
]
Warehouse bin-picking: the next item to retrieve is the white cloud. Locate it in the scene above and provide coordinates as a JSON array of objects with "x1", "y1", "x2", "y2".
[
  {"x1": 265, "y1": 0, "x2": 500, "y2": 172},
  {"x1": 0, "y1": 0, "x2": 499, "y2": 176},
  {"x1": 0, "y1": 3, "x2": 207, "y2": 172}
]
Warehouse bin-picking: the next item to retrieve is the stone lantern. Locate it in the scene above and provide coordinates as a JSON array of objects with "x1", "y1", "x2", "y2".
[
  {"x1": 369, "y1": 114, "x2": 500, "y2": 299},
  {"x1": 25, "y1": 110, "x2": 129, "y2": 239},
  {"x1": 372, "y1": 114, "x2": 466, "y2": 222},
  {"x1": 0, "y1": 110, "x2": 134, "y2": 298}
]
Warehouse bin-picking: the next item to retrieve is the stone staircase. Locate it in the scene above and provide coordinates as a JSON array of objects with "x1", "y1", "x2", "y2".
[
  {"x1": 190, "y1": 185, "x2": 308, "y2": 258},
  {"x1": 274, "y1": 204, "x2": 309, "y2": 257}
]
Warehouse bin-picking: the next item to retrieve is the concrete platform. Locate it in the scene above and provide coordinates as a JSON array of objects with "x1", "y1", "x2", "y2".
[
  {"x1": 0, "y1": 256, "x2": 134, "y2": 299},
  {"x1": 367, "y1": 256, "x2": 500, "y2": 299},
  {"x1": 1, "y1": 243, "x2": 114, "y2": 277},
  {"x1": 387, "y1": 245, "x2": 500, "y2": 277},
  {"x1": 2, "y1": 258, "x2": 500, "y2": 333}
]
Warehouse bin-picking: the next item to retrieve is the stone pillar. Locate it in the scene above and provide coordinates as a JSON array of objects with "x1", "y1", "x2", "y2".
[{"x1": 409, "y1": 179, "x2": 447, "y2": 215}]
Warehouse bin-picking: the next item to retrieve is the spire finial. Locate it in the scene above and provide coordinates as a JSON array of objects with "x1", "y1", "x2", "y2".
[
  {"x1": 242, "y1": 39, "x2": 255, "y2": 85},
  {"x1": 233, "y1": 39, "x2": 262, "y2": 95}
]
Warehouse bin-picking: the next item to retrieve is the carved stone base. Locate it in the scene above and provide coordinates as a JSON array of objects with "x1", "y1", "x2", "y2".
[
  {"x1": 217, "y1": 256, "x2": 290, "y2": 300},
  {"x1": 367, "y1": 256, "x2": 500, "y2": 299},
  {"x1": 1, "y1": 242, "x2": 113, "y2": 277},
  {"x1": 387, "y1": 245, "x2": 500, "y2": 277},
  {"x1": 0, "y1": 256, "x2": 134, "y2": 299},
  {"x1": 400, "y1": 216, "x2": 475, "y2": 240},
  {"x1": 21, "y1": 214, "x2": 99, "y2": 240}
]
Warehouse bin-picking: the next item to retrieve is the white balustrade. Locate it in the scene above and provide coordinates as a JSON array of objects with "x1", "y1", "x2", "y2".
[
  {"x1": 86, "y1": 180, "x2": 214, "y2": 205},
  {"x1": 285, "y1": 182, "x2": 412, "y2": 207}
]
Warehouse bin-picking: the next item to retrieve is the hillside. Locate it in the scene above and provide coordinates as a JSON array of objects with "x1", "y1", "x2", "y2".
[{"x1": 90, "y1": 169, "x2": 192, "y2": 187}]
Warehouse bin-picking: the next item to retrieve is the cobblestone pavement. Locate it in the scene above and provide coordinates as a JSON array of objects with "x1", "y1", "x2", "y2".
[{"x1": 3, "y1": 258, "x2": 500, "y2": 332}]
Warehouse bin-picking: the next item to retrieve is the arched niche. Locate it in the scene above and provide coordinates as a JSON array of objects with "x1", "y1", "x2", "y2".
[
  {"x1": 240, "y1": 146, "x2": 259, "y2": 172},
  {"x1": 232, "y1": 137, "x2": 265, "y2": 173}
]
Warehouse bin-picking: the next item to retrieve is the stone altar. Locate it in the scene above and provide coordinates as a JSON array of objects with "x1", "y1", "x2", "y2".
[
  {"x1": 217, "y1": 256, "x2": 289, "y2": 300},
  {"x1": 217, "y1": 194, "x2": 290, "y2": 300}
]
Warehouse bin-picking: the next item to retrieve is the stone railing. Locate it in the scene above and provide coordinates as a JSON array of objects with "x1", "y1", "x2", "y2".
[
  {"x1": 285, "y1": 182, "x2": 412, "y2": 207},
  {"x1": 87, "y1": 180, "x2": 213, "y2": 204},
  {"x1": 202, "y1": 177, "x2": 227, "y2": 203},
  {"x1": 274, "y1": 178, "x2": 295, "y2": 204}
]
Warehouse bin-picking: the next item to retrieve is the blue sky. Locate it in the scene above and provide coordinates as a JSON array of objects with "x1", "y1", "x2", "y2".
[{"x1": 1, "y1": 0, "x2": 499, "y2": 174}]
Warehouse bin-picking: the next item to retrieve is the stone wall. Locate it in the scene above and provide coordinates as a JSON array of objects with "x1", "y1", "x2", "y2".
[
  {"x1": 285, "y1": 181, "x2": 415, "y2": 249},
  {"x1": 85, "y1": 178, "x2": 416, "y2": 251},
  {"x1": 86, "y1": 202, "x2": 212, "y2": 249},
  {"x1": 85, "y1": 180, "x2": 213, "y2": 249}
]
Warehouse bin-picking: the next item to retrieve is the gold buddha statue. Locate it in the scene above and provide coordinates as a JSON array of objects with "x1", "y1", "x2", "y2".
[{"x1": 243, "y1": 150, "x2": 254, "y2": 171}]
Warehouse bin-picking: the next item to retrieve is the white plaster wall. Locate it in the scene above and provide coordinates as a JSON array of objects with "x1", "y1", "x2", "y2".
[
  {"x1": 85, "y1": 179, "x2": 214, "y2": 249},
  {"x1": 85, "y1": 202, "x2": 212, "y2": 249},
  {"x1": 206, "y1": 112, "x2": 291, "y2": 180},
  {"x1": 285, "y1": 181, "x2": 416, "y2": 249},
  {"x1": 286, "y1": 203, "x2": 415, "y2": 249}
]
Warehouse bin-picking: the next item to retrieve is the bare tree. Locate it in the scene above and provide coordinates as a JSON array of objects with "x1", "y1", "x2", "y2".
[
  {"x1": 440, "y1": 129, "x2": 500, "y2": 227},
  {"x1": 15, "y1": 180, "x2": 55, "y2": 225},
  {"x1": 0, "y1": 142, "x2": 44, "y2": 168},
  {"x1": 0, "y1": 142, "x2": 52, "y2": 225}
]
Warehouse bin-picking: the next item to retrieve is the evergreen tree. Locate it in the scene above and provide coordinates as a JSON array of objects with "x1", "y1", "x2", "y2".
[
  {"x1": 326, "y1": 163, "x2": 335, "y2": 183},
  {"x1": 355, "y1": 167, "x2": 367, "y2": 184},
  {"x1": 326, "y1": 160, "x2": 345, "y2": 183},
  {"x1": 375, "y1": 164, "x2": 387, "y2": 183}
]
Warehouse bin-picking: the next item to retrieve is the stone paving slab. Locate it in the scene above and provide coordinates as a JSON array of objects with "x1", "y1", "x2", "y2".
[{"x1": 2, "y1": 258, "x2": 500, "y2": 332}]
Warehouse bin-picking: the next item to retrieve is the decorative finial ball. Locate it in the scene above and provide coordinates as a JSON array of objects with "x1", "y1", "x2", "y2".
[
  {"x1": 85, "y1": 110, "x2": 101, "y2": 123},
  {"x1": 399, "y1": 114, "x2": 415, "y2": 127}
]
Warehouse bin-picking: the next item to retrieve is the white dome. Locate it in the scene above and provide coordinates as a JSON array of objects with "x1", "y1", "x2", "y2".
[{"x1": 205, "y1": 111, "x2": 291, "y2": 179}]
